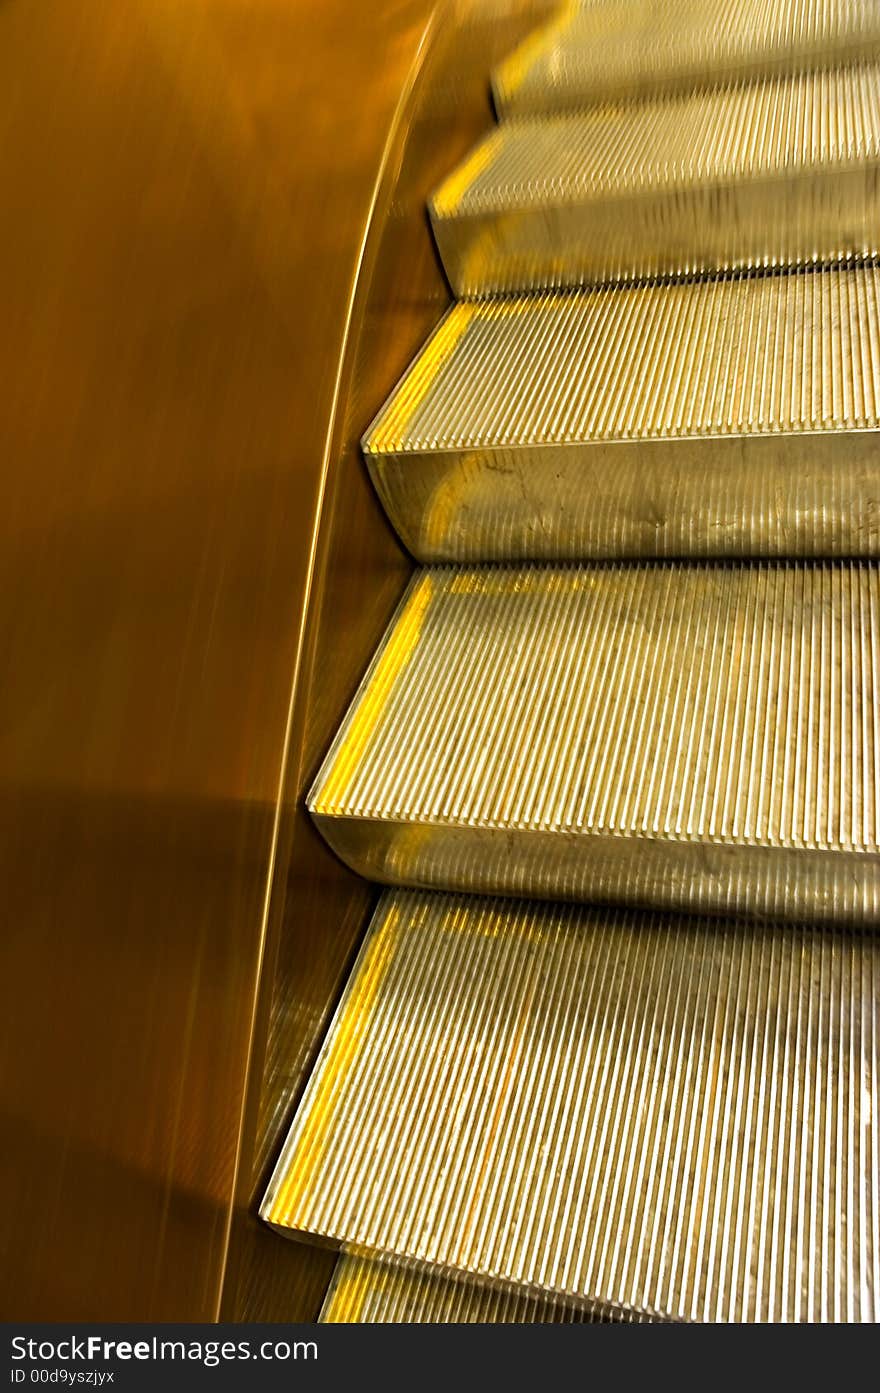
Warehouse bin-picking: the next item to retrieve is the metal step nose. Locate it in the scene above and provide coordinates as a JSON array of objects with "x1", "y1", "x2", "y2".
[
  {"x1": 264, "y1": 889, "x2": 879, "y2": 1324},
  {"x1": 320, "y1": 1255, "x2": 634, "y2": 1323},
  {"x1": 308, "y1": 562, "x2": 880, "y2": 925},
  {"x1": 364, "y1": 263, "x2": 880, "y2": 562},
  {"x1": 494, "y1": 0, "x2": 880, "y2": 116},
  {"x1": 431, "y1": 65, "x2": 880, "y2": 294}
]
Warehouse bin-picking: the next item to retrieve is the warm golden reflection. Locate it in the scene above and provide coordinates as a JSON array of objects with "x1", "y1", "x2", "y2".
[
  {"x1": 0, "y1": 0, "x2": 551, "y2": 1322},
  {"x1": 6, "y1": 0, "x2": 877, "y2": 1330}
]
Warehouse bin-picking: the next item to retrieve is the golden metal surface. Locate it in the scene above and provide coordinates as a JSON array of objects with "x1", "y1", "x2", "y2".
[
  {"x1": 495, "y1": 0, "x2": 880, "y2": 115},
  {"x1": 365, "y1": 264, "x2": 880, "y2": 560},
  {"x1": 320, "y1": 1254, "x2": 643, "y2": 1322},
  {"x1": 264, "y1": 890, "x2": 879, "y2": 1322},
  {"x1": 0, "y1": 0, "x2": 457, "y2": 1321},
  {"x1": 431, "y1": 63, "x2": 880, "y2": 293},
  {"x1": 310, "y1": 563, "x2": 880, "y2": 923}
]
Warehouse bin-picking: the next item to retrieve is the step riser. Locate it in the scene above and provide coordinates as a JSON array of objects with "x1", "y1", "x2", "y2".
[
  {"x1": 314, "y1": 813, "x2": 879, "y2": 925},
  {"x1": 433, "y1": 168, "x2": 880, "y2": 295},
  {"x1": 369, "y1": 431, "x2": 880, "y2": 562}
]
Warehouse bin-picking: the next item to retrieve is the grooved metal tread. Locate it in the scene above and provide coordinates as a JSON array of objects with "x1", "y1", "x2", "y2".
[
  {"x1": 309, "y1": 562, "x2": 880, "y2": 923},
  {"x1": 494, "y1": 0, "x2": 880, "y2": 116},
  {"x1": 364, "y1": 264, "x2": 880, "y2": 561},
  {"x1": 430, "y1": 63, "x2": 880, "y2": 292},
  {"x1": 438, "y1": 65, "x2": 880, "y2": 216},
  {"x1": 320, "y1": 1255, "x2": 636, "y2": 1323},
  {"x1": 264, "y1": 890, "x2": 879, "y2": 1323}
]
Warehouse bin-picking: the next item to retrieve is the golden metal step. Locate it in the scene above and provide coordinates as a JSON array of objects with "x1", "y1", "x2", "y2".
[
  {"x1": 494, "y1": 0, "x2": 880, "y2": 117},
  {"x1": 263, "y1": 889, "x2": 879, "y2": 1322},
  {"x1": 364, "y1": 264, "x2": 880, "y2": 561},
  {"x1": 308, "y1": 562, "x2": 880, "y2": 924},
  {"x1": 320, "y1": 1255, "x2": 636, "y2": 1322},
  {"x1": 430, "y1": 64, "x2": 880, "y2": 293}
]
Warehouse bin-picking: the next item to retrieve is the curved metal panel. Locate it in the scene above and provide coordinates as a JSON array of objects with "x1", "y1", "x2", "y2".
[
  {"x1": 0, "y1": 0, "x2": 434, "y2": 1320},
  {"x1": 219, "y1": 0, "x2": 556, "y2": 1323}
]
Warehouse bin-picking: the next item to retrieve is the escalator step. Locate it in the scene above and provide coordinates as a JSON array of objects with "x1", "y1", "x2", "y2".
[
  {"x1": 308, "y1": 562, "x2": 880, "y2": 924},
  {"x1": 430, "y1": 64, "x2": 880, "y2": 293},
  {"x1": 494, "y1": 0, "x2": 880, "y2": 117},
  {"x1": 264, "y1": 889, "x2": 879, "y2": 1323},
  {"x1": 364, "y1": 263, "x2": 880, "y2": 561}
]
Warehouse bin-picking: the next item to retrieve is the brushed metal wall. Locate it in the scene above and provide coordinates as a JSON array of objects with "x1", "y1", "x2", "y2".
[
  {"x1": 221, "y1": 0, "x2": 555, "y2": 1323},
  {"x1": 0, "y1": 0, "x2": 551, "y2": 1321}
]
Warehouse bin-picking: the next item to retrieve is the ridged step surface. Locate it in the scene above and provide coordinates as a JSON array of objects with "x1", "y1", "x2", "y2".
[
  {"x1": 309, "y1": 563, "x2": 880, "y2": 923},
  {"x1": 430, "y1": 63, "x2": 880, "y2": 293},
  {"x1": 264, "y1": 890, "x2": 879, "y2": 1323},
  {"x1": 364, "y1": 264, "x2": 880, "y2": 561},
  {"x1": 494, "y1": 0, "x2": 880, "y2": 116},
  {"x1": 320, "y1": 1255, "x2": 629, "y2": 1323}
]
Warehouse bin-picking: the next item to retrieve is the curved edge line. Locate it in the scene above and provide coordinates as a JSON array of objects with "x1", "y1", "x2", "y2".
[{"x1": 214, "y1": 0, "x2": 445, "y2": 1320}]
